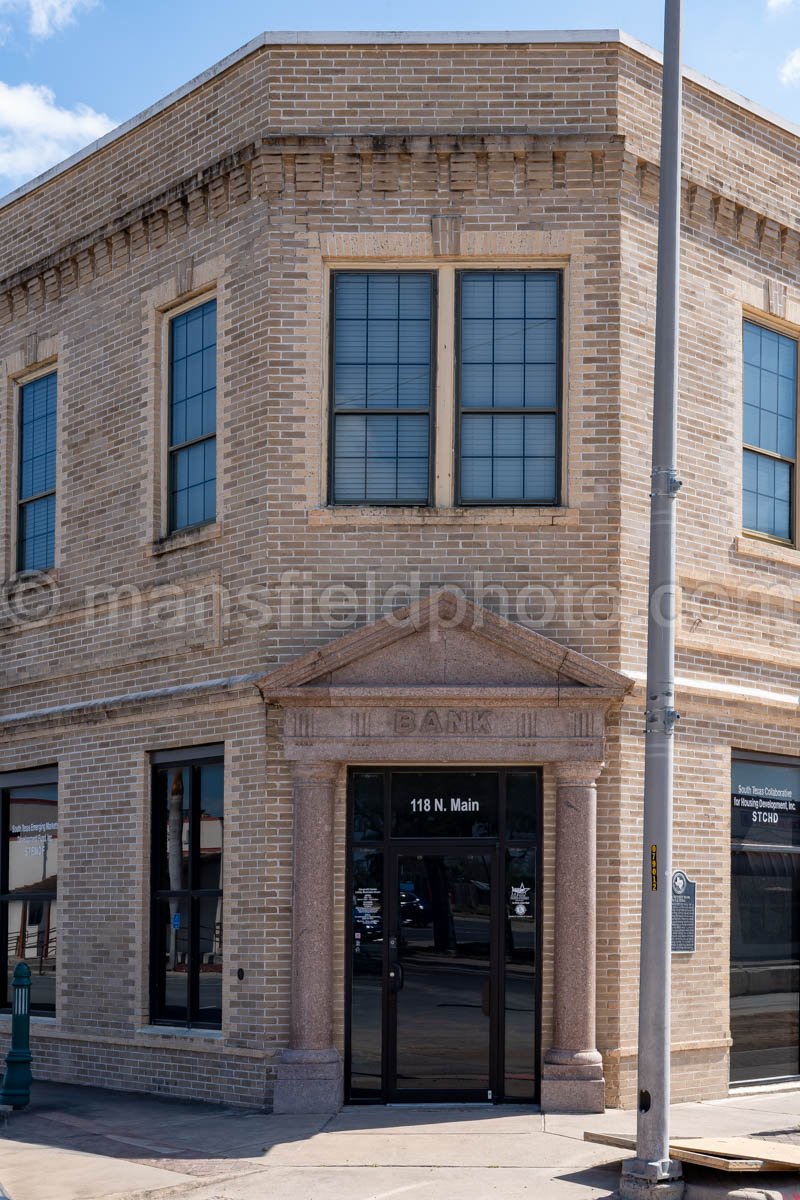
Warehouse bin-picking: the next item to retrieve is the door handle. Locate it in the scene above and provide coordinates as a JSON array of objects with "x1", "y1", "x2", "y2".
[{"x1": 388, "y1": 963, "x2": 404, "y2": 992}]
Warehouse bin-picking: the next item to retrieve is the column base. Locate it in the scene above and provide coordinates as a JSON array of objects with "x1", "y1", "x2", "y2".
[
  {"x1": 541, "y1": 1049, "x2": 605, "y2": 1113},
  {"x1": 271, "y1": 1048, "x2": 343, "y2": 1115},
  {"x1": 540, "y1": 1076, "x2": 605, "y2": 1113}
]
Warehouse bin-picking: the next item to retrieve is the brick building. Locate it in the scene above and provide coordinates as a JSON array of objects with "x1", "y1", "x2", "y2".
[{"x1": 0, "y1": 30, "x2": 798, "y2": 1114}]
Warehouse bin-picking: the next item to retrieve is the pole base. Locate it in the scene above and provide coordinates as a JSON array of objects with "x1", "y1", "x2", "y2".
[
  {"x1": 619, "y1": 1159, "x2": 684, "y2": 1200},
  {"x1": 0, "y1": 1049, "x2": 32, "y2": 1110}
]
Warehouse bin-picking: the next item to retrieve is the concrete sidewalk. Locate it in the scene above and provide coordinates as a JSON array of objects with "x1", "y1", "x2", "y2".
[{"x1": 0, "y1": 1082, "x2": 798, "y2": 1200}]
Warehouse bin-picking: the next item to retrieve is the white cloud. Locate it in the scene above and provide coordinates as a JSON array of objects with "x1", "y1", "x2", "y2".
[
  {"x1": 0, "y1": 0, "x2": 96, "y2": 38},
  {"x1": 0, "y1": 80, "x2": 114, "y2": 191},
  {"x1": 779, "y1": 47, "x2": 800, "y2": 84},
  {"x1": 768, "y1": 0, "x2": 794, "y2": 11}
]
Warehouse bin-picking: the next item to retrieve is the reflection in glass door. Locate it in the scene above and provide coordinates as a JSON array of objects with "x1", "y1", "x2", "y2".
[{"x1": 390, "y1": 852, "x2": 494, "y2": 1099}]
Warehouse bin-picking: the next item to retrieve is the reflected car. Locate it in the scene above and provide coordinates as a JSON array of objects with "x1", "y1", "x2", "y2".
[{"x1": 399, "y1": 890, "x2": 431, "y2": 927}]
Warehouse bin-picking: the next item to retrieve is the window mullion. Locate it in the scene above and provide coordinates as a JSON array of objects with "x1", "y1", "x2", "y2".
[
  {"x1": 434, "y1": 266, "x2": 455, "y2": 507},
  {"x1": 19, "y1": 487, "x2": 56, "y2": 508},
  {"x1": 169, "y1": 431, "x2": 215, "y2": 456}
]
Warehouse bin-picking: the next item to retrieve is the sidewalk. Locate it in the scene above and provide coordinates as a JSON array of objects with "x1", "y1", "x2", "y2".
[{"x1": 0, "y1": 1081, "x2": 798, "y2": 1200}]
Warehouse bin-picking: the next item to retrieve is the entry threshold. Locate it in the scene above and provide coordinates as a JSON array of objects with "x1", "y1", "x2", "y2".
[{"x1": 385, "y1": 1102, "x2": 493, "y2": 1108}]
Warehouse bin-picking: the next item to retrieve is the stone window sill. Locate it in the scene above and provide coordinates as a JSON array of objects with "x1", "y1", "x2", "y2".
[
  {"x1": 148, "y1": 522, "x2": 221, "y2": 558},
  {"x1": 135, "y1": 1024, "x2": 223, "y2": 1043},
  {"x1": 3, "y1": 566, "x2": 60, "y2": 589},
  {"x1": 734, "y1": 534, "x2": 800, "y2": 569},
  {"x1": 308, "y1": 506, "x2": 579, "y2": 528},
  {"x1": 0, "y1": 1013, "x2": 56, "y2": 1025}
]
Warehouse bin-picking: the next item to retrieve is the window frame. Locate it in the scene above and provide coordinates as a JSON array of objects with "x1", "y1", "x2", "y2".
[
  {"x1": 149, "y1": 745, "x2": 224, "y2": 1030},
  {"x1": 742, "y1": 313, "x2": 799, "y2": 548},
  {"x1": 166, "y1": 297, "x2": 218, "y2": 536},
  {"x1": 327, "y1": 270, "x2": 438, "y2": 508},
  {"x1": 16, "y1": 369, "x2": 58, "y2": 574},
  {"x1": 454, "y1": 269, "x2": 563, "y2": 508},
  {"x1": 0, "y1": 765, "x2": 58, "y2": 1017}
]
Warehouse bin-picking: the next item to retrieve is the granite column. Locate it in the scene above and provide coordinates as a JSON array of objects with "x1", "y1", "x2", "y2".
[
  {"x1": 272, "y1": 759, "x2": 343, "y2": 1114},
  {"x1": 541, "y1": 760, "x2": 605, "y2": 1113}
]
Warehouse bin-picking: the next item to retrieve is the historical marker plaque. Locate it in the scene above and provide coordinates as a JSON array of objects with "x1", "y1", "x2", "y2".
[{"x1": 671, "y1": 870, "x2": 696, "y2": 954}]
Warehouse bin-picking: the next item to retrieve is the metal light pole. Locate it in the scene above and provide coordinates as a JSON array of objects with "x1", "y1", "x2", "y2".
[{"x1": 620, "y1": 2, "x2": 684, "y2": 1198}]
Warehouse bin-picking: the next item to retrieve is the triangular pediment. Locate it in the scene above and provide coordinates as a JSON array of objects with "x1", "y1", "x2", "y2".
[{"x1": 259, "y1": 589, "x2": 631, "y2": 696}]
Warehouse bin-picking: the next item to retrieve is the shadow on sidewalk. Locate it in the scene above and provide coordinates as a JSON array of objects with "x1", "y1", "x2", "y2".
[{"x1": 0, "y1": 1081, "x2": 554, "y2": 1171}]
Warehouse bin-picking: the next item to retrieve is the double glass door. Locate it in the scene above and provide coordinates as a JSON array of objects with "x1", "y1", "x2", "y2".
[{"x1": 348, "y1": 769, "x2": 540, "y2": 1104}]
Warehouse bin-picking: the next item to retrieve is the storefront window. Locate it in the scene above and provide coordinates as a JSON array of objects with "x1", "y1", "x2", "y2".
[
  {"x1": 731, "y1": 753, "x2": 800, "y2": 1083},
  {"x1": 0, "y1": 768, "x2": 58, "y2": 1015},
  {"x1": 151, "y1": 748, "x2": 223, "y2": 1028}
]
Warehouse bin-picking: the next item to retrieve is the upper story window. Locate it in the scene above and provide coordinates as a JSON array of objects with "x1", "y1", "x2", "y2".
[
  {"x1": 150, "y1": 746, "x2": 223, "y2": 1029},
  {"x1": 17, "y1": 371, "x2": 57, "y2": 572},
  {"x1": 330, "y1": 272, "x2": 434, "y2": 505},
  {"x1": 327, "y1": 268, "x2": 563, "y2": 510},
  {"x1": 743, "y1": 318, "x2": 796, "y2": 543},
  {"x1": 0, "y1": 767, "x2": 58, "y2": 1016},
  {"x1": 457, "y1": 271, "x2": 561, "y2": 505},
  {"x1": 168, "y1": 299, "x2": 217, "y2": 533}
]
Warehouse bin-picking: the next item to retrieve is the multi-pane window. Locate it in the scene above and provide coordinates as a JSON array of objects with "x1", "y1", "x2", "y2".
[
  {"x1": 17, "y1": 372, "x2": 57, "y2": 572},
  {"x1": 457, "y1": 271, "x2": 561, "y2": 504},
  {"x1": 151, "y1": 747, "x2": 223, "y2": 1028},
  {"x1": 0, "y1": 768, "x2": 58, "y2": 1015},
  {"x1": 330, "y1": 272, "x2": 434, "y2": 504},
  {"x1": 169, "y1": 300, "x2": 217, "y2": 532},
  {"x1": 743, "y1": 319, "x2": 797, "y2": 542}
]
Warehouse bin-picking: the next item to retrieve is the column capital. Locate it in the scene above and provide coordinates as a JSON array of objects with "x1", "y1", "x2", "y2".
[
  {"x1": 290, "y1": 760, "x2": 340, "y2": 786},
  {"x1": 552, "y1": 760, "x2": 604, "y2": 788}
]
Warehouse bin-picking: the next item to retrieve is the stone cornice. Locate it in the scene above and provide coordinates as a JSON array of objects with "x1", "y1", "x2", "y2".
[
  {"x1": 0, "y1": 131, "x2": 623, "y2": 327},
  {"x1": 265, "y1": 686, "x2": 622, "y2": 707},
  {"x1": 623, "y1": 151, "x2": 800, "y2": 282},
  {"x1": 4, "y1": 131, "x2": 800, "y2": 329}
]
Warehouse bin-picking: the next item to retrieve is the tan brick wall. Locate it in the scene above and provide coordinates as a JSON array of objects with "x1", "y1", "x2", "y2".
[{"x1": 0, "y1": 35, "x2": 799, "y2": 1107}]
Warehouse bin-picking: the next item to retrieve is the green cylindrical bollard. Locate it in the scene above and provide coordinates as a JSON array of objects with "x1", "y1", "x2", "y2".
[{"x1": 0, "y1": 962, "x2": 32, "y2": 1109}]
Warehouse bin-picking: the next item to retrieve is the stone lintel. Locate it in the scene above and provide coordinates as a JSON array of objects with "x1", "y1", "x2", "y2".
[{"x1": 282, "y1": 736, "x2": 606, "y2": 765}]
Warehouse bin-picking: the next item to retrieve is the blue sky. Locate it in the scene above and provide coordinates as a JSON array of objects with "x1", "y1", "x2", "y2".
[{"x1": 1, "y1": 0, "x2": 800, "y2": 199}]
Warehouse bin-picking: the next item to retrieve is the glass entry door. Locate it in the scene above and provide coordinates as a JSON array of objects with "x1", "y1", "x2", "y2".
[
  {"x1": 389, "y1": 849, "x2": 495, "y2": 1100},
  {"x1": 347, "y1": 768, "x2": 541, "y2": 1104}
]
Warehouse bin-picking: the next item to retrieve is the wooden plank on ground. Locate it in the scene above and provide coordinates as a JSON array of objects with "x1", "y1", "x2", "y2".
[
  {"x1": 583, "y1": 1130, "x2": 782, "y2": 1172},
  {"x1": 672, "y1": 1136, "x2": 800, "y2": 1169}
]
